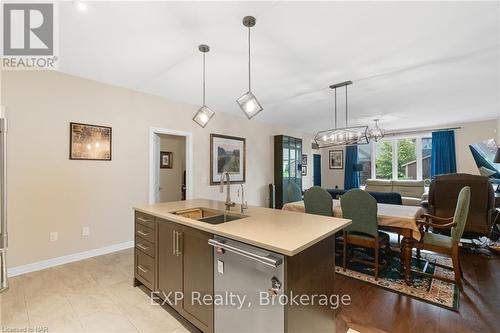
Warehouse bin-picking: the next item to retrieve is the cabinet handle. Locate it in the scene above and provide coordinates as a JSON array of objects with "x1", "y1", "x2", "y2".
[
  {"x1": 176, "y1": 232, "x2": 183, "y2": 256},
  {"x1": 172, "y1": 230, "x2": 176, "y2": 255},
  {"x1": 137, "y1": 244, "x2": 148, "y2": 251},
  {"x1": 137, "y1": 217, "x2": 149, "y2": 223},
  {"x1": 137, "y1": 230, "x2": 149, "y2": 237},
  {"x1": 137, "y1": 265, "x2": 148, "y2": 273}
]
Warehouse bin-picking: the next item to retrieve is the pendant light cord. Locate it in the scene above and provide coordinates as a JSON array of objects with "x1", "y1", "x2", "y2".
[
  {"x1": 202, "y1": 51, "x2": 206, "y2": 105},
  {"x1": 248, "y1": 26, "x2": 251, "y2": 92},
  {"x1": 334, "y1": 88, "x2": 337, "y2": 128},
  {"x1": 345, "y1": 85, "x2": 348, "y2": 127}
]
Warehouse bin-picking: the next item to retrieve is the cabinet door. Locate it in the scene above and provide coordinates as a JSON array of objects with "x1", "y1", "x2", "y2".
[
  {"x1": 182, "y1": 227, "x2": 214, "y2": 333},
  {"x1": 157, "y1": 219, "x2": 183, "y2": 311}
]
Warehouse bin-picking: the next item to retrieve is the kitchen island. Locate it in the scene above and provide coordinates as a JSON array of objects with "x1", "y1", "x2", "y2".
[{"x1": 133, "y1": 199, "x2": 351, "y2": 333}]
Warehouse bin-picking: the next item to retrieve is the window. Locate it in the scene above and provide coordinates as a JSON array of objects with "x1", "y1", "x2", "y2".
[
  {"x1": 397, "y1": 138, "x2": 417, "y2": 180},
  {"x1": 358, "y1": 144, "x2": 371, "y2": 186},
  {"x1": 375, "y1": 140, "x2": 393, "y2": 179},
  {"x1": 366, "y1": 135, "x2": 433, "y2": 181}
]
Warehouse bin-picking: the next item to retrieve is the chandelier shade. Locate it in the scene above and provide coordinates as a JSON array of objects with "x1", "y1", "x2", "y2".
[
  {"x1": 314, "y1": 81, "x2": 370, "y2": 148},
  {"x1": 368, "y1": 119, "x2": 385, "y2": 142}
]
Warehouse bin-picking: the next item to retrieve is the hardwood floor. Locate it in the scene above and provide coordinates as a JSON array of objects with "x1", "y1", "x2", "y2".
[{"x1": 335, "y1": 249, "x2": 499, "y2": 333}]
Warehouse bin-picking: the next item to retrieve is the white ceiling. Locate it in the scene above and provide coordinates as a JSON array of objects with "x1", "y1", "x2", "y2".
[{"x1": 58, "y1": 1, "x2": 500, "y2": 133}]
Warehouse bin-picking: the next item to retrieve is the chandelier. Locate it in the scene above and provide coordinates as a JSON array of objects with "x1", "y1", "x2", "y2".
[
  {"x1": 368, "y1": 119, "x2": 385, "y2": 142},
  {"x1": 314, "y1": 81, "x2": 369, "y2": 148}
]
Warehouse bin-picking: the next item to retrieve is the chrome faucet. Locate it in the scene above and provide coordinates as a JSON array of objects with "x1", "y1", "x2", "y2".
[
  {"x1": 220, "y1": 171, "x2": 235, "y2": 211},
  {"x1": 239, "y1": 184, "x2": 248, "y2": 213}
]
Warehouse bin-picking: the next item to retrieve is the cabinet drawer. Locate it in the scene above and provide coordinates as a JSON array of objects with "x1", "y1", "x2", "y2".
[
  {"x1": 135, "y1": 236, "x2": 155, "y2": 258},
  {"x1": 135, "y1": 212, "x2": 155, "y2": 229},
  {"x1": 136, "y1": 224, "x2": 155, "y2": 243},
  {"x1": 136, "y1": 251, "x2": 155, "y2": 287}
]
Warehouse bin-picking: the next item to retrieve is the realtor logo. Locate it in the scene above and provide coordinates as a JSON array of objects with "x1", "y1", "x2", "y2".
[{"x1": 2, "y1": 3, "x2": 58, "y2": 69}]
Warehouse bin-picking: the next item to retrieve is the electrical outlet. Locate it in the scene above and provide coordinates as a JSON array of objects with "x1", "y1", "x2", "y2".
[
  {"x1": 82, "y1": 226, "x2": 90, "y2": 237},
  {"x1": 49, "y1": 232, "x2": 58, "y2": 242}
]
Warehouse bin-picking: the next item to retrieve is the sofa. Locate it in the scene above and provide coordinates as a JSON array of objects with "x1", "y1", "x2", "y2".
[
  {"x1": 327, "y1": 189, "x2": 402, "y2": 205},
  {"x1": 364, "y1": 179, "x2": 426, "y2": 206}
]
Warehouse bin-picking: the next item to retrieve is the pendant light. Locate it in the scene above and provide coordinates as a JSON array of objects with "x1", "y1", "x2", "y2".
[
  {"x1": 368, "y1": 119, "x2": 385, "y2": 142},
  {"x1": 237, "y1": 16, "x2": 263, "y2": 119},
  {"x1": 193, "y1": 44, "x2": 215, "y2": 128},
  {"x1": 314, "y1": 81, "x2": 369, "y2": 148}
]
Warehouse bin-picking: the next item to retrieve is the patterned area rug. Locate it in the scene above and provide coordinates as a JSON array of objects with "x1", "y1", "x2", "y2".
[{"x1": 335, "y1": 247, "x2": 459, "y2": 310}]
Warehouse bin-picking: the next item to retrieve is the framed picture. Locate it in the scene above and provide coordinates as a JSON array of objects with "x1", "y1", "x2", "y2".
[
  {"x1": 70, "y1": 122, "x2": 112, "y2": 160},
  {"x1": 329, "y1": 150, "x2": 344, "y2": 169},
  {"x1": 302, "y1": 165, "x2": 307, "y2": 176},
  {"x1": 302, "y1": 154, "x2": 307, "y2": 165},
  {"x1": 160, "y1": 151, "x2": 173, "y2": 169},
  {"x1": 210, "y1": 134, "x2": 246, "y2": 185}
]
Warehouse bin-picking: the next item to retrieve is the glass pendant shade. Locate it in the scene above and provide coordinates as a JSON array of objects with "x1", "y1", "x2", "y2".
[
  {"x1": 237, "y1": 91, "x2": 263, "y2": 119},
  {"x1": 368, "y1": 119, "x2": 385, "y2": 142},
  {"x1": 314, "y1": 126, "x2": 369, "y2": 148},
  {"x1": 193, "y1": 105, "x2": 215, "y2": 128}
]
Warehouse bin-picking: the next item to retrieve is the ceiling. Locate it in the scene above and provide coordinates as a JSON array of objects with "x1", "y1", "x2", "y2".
[{"x1": 58, "y1": 1, "x2": 500, "y2": 133}]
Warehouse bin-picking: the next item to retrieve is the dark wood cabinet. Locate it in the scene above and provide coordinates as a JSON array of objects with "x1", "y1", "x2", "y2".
[
  {"x1": 274, "y1": 135, "x2": 303, "y2": 209},
  {"x1": 182, "y1": 227, "x2": 213, "y2": 332},
  {"x1": 135, "y1": 213, "x2": 213, "y2": 333},
  {"x1": 157, "y1": 219, "x2": 184, "y2": 312}
]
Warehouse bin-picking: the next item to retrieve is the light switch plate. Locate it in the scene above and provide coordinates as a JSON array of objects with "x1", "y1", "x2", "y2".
[
  {"x1": 82, "y1": 226, "x2": 90, "y2": 237},
  {"x1": 217, "y1": 260, "x2": 224, "y2": 274}
]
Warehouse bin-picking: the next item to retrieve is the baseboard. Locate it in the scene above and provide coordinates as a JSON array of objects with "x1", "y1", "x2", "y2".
[{"x1": 7, "y1": 240, "x2": 134, "y2": 277}]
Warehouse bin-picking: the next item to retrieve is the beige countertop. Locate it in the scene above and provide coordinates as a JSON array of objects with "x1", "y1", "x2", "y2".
[{"x1": 134, "y1": 199, "x2": 351, "y2": 256}]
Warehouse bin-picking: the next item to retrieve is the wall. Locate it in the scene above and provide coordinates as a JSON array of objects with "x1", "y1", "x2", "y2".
[
  {"x1": 316, "y1": 118, "x2": 498, "y2": 190},
  {"x1": 2, "y1": 71, "x2": 315, "y2": 268},
  {"x1": 320, "y1": 147, "x2": 346, "y2": 189},
  {"x1": 158, "y1": 134, "x2": 186, "y2": 202}
]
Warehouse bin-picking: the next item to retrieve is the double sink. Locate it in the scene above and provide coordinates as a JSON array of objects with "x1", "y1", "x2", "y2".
[{"x1": 172, "y1": 207, "x2": 248, "y2": 225}]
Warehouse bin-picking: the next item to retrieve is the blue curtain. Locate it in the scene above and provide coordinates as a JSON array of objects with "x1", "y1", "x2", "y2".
[
  {"x1": 344, "y1": 145, "x2": 359, "y2": 190},
  {"x1": 431, "y1": 130, "x2": 457, "y2": 177}
]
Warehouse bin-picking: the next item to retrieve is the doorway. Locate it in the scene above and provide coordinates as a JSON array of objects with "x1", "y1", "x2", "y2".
[
  {"x1": 313, "y1": 154, "x2": 321, "y2": 187},
  {"x1": 149, "y1": 128, "x2": 192, "y2": 204}
]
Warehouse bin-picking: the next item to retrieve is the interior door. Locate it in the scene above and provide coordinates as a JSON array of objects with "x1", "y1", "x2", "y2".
[
  {"x1": 313, "y1": 154, "x2": 321, "y2": 187},
  {"x1": 157, "y1": 219, "x2": 183, "y2": 311},
  {"x1": 153, "y1": 133, "x2": 161, "y2": 203}
]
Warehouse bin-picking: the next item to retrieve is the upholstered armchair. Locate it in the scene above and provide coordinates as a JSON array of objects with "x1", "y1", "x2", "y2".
[
  {"x1": 286, "y1": 182, "x2": 303, "y2": 204},
  {"x1": 415, "y1": 186, "x2": 471, "y2": 290},
  {"x1": 304, "y1": 187, "x2": 333, "y2": 217}
]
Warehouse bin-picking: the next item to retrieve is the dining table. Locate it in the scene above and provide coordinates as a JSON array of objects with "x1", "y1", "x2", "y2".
[{"x1": 282, "y1": 199, "x2": 425, "y2": 285}]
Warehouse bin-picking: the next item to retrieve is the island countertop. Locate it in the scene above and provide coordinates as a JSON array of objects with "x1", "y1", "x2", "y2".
[{"x1": 134, "y1": 199, "x2": 351, "y2": 256}]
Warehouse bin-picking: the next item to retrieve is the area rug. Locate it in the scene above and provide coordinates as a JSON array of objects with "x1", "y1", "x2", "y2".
[{"x1": 335, "y1": 248, "x2": 459, "y2": 310}]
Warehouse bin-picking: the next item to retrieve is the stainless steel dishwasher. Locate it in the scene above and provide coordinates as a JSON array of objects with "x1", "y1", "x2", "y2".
[{"x1": 209, "y1": 236, "x2": 285, "y2": 333}]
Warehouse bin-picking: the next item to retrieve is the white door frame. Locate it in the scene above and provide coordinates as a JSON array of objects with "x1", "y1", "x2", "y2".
[{"x1": 149, "y1": 127, "x2": 193, "y2": 204}]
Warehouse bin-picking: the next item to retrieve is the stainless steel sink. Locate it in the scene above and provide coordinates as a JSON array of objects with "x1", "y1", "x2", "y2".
[
  {"x1": 172, "y1": 207, "x2": 247, "y2": 224},
  {"x1": 198, "y1": 214, "x2": 244, "y2": 225}
]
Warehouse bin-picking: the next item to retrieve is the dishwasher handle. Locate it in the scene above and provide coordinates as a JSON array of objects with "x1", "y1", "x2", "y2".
[{"x1": 208, "y1": 239, "x2": 283, "y2": 268}]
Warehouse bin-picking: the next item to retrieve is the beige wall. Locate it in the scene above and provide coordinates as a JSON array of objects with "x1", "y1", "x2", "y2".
[
  {"x1": 320, "y1": 147, "x2": 345, "y2": 189},
  {"x1": 2, "y1": 71, "x2": 315, "y2": 268},
  {"x1": 158, "y1": 134, "x2": 186, "y2": 202}
]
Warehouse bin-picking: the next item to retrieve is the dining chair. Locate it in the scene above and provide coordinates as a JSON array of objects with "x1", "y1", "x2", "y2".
[
  {"x1": 414, "y1": 186, "x2": 470, "y2": 291},
  {"x1": 304, "y1": 186, "x2": 333, "y2": 217},
  {"x1": 340, "y1": 189, "x2": 391, "y2": 280},
  {"x1": 287, "y1": 182, "x2": 303, "y2": 204}
]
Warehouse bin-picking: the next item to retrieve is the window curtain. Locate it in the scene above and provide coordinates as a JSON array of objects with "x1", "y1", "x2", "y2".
[
  {"x1": 431, "y1": 130, "x2": 457, "y2": 177},
  {"x1": 344, "y1": 145, "x2": 359, "y2": 190}
]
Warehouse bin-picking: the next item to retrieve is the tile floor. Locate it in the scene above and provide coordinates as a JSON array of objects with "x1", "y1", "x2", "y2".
[{"x1": 0, "y1": 248, "x2": 189, "y2": 333}]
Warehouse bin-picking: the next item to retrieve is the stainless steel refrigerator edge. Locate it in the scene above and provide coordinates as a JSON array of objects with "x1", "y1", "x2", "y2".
[
  {"x1": 209, "y1": 236, "x2": 285, "y2": 333},
  {"x1": 0, "y1": 107, "x2": 8, "y2": 293}
]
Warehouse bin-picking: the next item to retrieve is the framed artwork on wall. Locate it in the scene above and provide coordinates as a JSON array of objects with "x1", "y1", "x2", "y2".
[
  {"x1": 69, "y1": 122, "x2": 112, "y2": 160},
  {"x1": 210, "y1": 134, "x2": 246, "y2": 185},
  {"x1": 302, "y1": 165, "x2": 307, "y2": 176},
  {"x1": 160, "y1": 151, "x2": 173, "y2": 169},
  {"x1": 302, "y1": 154, "x2": 307, "y2": 165},
  {"x1": 329, "y1": 150, "x2": 344, "y2": 169}
]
